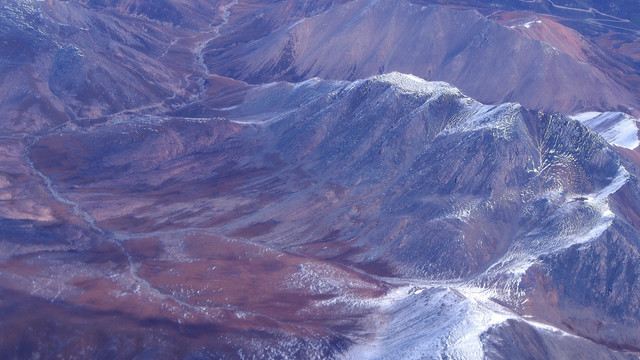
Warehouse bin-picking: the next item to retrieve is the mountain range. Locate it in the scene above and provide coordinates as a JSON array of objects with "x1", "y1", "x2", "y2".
[{"x1": 1, "y1": 0, "x2": 640, "y2": 358}]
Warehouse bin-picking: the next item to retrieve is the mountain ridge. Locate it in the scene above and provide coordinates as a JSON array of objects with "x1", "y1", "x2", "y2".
[
  {"x1": 2, "y1": 0, "x2": 640, "y2": 358},
  {"x1": 13, "y1": 72, "x2": 637, "y2": 357}
]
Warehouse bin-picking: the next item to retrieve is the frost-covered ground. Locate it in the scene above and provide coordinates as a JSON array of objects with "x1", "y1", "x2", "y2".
[{"x1": 570, "y1": 112, "x2": 640, "y2": 149}]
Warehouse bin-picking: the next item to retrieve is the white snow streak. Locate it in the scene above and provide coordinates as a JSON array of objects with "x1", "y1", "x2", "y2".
[
  {"x1": 489, "y1": 165, "x2": 628, "y2": 277},
  {"x1": 343, "y1": 283, "x2": 578, "y2": 360},
  {"x1": 570, "y1": 111, "x2": 640, "y2": 149},
  {"x1": 372, "y1": 72, "x2": 460, "y2": 97}
]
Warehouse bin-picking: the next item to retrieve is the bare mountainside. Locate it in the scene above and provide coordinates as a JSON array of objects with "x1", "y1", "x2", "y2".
[
  {"x1": 2, "y1": 0, "x2": 640, "y2": 135},
  {"x1": 2, "y1": 0, "x2": 640, "y2": 359},
  {"x1": 202, "y1": 0, "x2": 640, "y2": 115}
]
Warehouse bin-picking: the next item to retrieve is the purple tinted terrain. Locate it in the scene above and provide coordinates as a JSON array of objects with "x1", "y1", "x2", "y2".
[{"x1": 1, "y1": 0, "x2": 640, "y2": 359}]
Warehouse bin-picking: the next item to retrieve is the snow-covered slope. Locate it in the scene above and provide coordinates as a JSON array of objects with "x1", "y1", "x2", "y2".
[{"x1": 570, "y1": 112, "x2": 640, "y2": 149}]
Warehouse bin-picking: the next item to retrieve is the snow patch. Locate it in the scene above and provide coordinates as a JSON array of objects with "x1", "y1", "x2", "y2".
[
  {"x1": 488, "y1": 165, "x2": 629, "y2": 277},
  {"x1": 372, "y1": 72, "x2": 460, "y2": 97},
  {"x1": 568, "y1": 111, "x2": 602, "y2": 122},
  {"x1": 570, "y1": 111, "x2": 639, "y2": 149},
  {"x1": 507, "y1": 18, "x2": 542, "y2": 29},
  {"x1": 344, "y1": 283, "x2": 571, "y2": 360},
  {"x1": 523, "y1": 19, "x2": 542, "y2": 28},
  {"x1": 439, "y1": 102, "x2": 521, "y2": 137}
]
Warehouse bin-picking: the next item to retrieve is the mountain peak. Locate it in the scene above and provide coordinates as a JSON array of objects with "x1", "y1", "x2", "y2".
[{"x1": 367, "y1": 72, "x2": 461, "y2": 96}]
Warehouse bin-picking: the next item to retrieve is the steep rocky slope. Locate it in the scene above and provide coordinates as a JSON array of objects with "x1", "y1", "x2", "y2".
[{"x1": 8, "y1": 73, "x2": 637, "y2": 358}]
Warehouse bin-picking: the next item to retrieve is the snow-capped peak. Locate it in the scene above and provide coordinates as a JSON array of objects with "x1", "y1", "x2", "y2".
[{"x1": 371, "y1": 72, "x2": 460, "y2": 96}]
